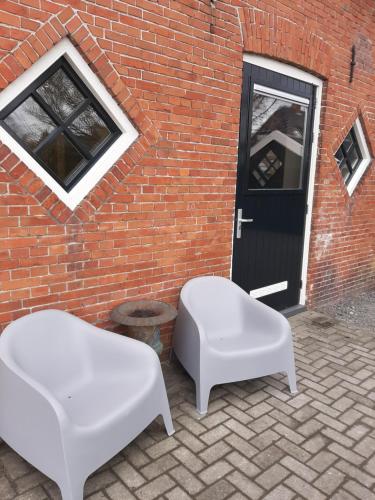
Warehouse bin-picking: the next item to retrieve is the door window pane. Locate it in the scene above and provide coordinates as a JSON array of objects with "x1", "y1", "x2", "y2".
[
  {"x1": 37, "y1": 133, "x2": 84, "y2": 182},
  {"x1": 248, "y1": 91, "x2": 308, "y2": 190},
  {"x1": 4, "y1": 97, "x2": 56, "y2": 151}
]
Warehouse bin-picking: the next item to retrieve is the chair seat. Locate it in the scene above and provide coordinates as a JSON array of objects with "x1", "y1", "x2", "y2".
[
  {"x1": 208, "y1": 328, "x2": 282, "y2": 355},
  {"x1": 56, "y1": 369, "x2": 155, "y2": 429}
]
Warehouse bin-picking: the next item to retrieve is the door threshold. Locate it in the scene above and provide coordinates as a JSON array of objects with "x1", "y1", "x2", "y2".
[{"x1": 281, "y1": 304, "x2": 307, "y2": 318}]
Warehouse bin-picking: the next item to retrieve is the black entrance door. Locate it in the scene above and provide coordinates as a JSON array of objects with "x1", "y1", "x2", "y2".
[{"x1": 232, "y1": 63, "x2": 315, "y2": 311}]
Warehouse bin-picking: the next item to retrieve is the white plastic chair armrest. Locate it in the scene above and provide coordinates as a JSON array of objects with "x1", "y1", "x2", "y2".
[
  {"x1": 241, "y1": 293, "x2": 291, "y2": 332},
  {"x1": 0, "y1": 356, "x2": 69, "y2": 427},
  {"x1": 0, "y1": 358, "x2": 69, "y2": 483},
  {"x1": 180, "y1": 301, "x2": 208, "y2": 346}
]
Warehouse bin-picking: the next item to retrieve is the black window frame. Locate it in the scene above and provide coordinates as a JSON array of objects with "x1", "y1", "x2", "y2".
[
  {"x1": 334, "y1": 128, "x2": 363, "y2": 185},
  {"x1": 0, "y1": 56, "x2": 121, "y2": 192}
]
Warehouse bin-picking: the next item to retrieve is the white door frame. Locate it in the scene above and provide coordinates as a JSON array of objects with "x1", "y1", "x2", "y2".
[{"x1": 231, "y1": 54, "x2": 323, "y2": 306}]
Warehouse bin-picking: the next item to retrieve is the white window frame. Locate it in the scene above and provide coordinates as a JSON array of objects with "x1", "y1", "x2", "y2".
[
  {"x1": 344, "y1": 119, "x2": 372, "y2": 196},
  {"x1": 0, "y1": 38, "x2": 138, "y2": 210},
  {"x1": 231, "y1": 54, "x2": 324, "y2": 307}
]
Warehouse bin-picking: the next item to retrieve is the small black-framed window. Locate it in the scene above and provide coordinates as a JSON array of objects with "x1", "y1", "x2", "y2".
[
  {"x1": 334, "y1": 128, "x2": 362, "y2": 185},
  {"x1": 0, "y1": 57, "x2": 121, "y2": 192}
]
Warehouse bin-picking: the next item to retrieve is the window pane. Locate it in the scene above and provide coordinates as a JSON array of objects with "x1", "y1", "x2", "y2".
[
  {"x1": 37, "y1": 133, "x2": 84, "y2": 184},
  {"x1": 36, "y1": 68, "x2": 84, "y2": 120},
  {"x1": 335, "y1": 148, "x2": 344, "y2": 166},
  {"x1": 340, "y1": 162, "x2": 350, "y2": 183},
  {"x1": 248, "y1": 91, "x2": 308, "y2": 190},
  {"x1": 4, "y1": 97, "x2": 56, "y2": 150},
  {"x1": 347, "y1": 146, "x2": 360, "y2": 170},
  {"x1": 266, "y1": 150, "x2": 277, "y2": 163},
  {"x1": 68, "y1": 106, "x2": 110, "y2": 153},
  {"x1": 258, "y1": 159, "x2": 270, "y2": 173},
  {"x1": 342, "y1": 133, "x2": 353, "y2": 153}
]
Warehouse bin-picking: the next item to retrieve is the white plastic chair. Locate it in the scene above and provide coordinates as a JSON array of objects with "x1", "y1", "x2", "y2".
[
  {"x1": 173, "y1": 276, "x2": 297, "y2": 414},
  {"x1": 0, "y1": 309, "x2": 174, "y2": 500}
]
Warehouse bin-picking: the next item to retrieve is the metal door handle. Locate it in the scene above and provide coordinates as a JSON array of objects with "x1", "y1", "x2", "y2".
[{"x1": 236, "y1": 208, "x2": 253, "y2": 239}]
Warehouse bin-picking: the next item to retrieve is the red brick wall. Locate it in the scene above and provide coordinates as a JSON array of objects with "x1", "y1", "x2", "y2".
[{"x1": 0, "y1": 0, "x2": 374, "y2": 353}]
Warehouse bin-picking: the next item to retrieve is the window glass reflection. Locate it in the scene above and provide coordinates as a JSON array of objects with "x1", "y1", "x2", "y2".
[
  {"x1": 37, "y1": 68, "x2": 84, "y2": 120},
  {"x1": 38, "y1": 133, "x2": 84, "y2": 182},
  {"x1": 68, "y1": 106, "x2": 110, "y2": 153},
  {"x1": 248, "y1": 91, "x2": 308, "y2": 190},
  {"x1": 0, "y1": 57, "x2": 122, "y2": 191},
  {"x1": 334, "y1": 129, "x2": 363, "y2": 185},
  {"x1": 4, "y1": 97, "x2": 56, "y2": 151}
]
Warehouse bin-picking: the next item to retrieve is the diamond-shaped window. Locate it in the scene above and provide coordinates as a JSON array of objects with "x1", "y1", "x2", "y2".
[
  {"x1": 0, "y1": 38, "x2": 138, "y2": 209},
  {"x1": 334, "y1": 118, "x2": 372, "y2": 196}
]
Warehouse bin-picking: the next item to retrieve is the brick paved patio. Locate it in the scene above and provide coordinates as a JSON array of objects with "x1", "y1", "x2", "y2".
[{"x1": 1, "y1": 310, "x2": 375, "y2": 500}]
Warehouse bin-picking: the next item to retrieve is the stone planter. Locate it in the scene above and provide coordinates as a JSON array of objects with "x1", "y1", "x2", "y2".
[{"x1": 110, "y1": 300, "x2": 177, "y2": 355}]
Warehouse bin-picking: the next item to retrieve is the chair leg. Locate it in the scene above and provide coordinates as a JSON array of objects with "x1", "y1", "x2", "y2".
[
  {"x1": 161, "y1": 404, "x2": 175, "y2": 436},
  {"x1": 287, "y1": 367, "x2": 298, "y2": 394},
  {"x1": 196, "y1": 381, "x2": 211, "y2": 415},
  {"x1": 59, "y1": 474, "x2": 85, "y2": 500},
  {"x1": 160, "y1": 385, "x2": 175, "y2": 436}
]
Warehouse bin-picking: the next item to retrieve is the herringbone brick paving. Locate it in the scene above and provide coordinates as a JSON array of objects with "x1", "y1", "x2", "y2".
[{"x1": 1, "y1": 310, "x2": 375, "y2": 499}]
